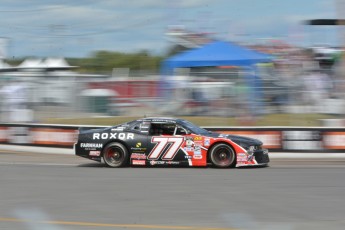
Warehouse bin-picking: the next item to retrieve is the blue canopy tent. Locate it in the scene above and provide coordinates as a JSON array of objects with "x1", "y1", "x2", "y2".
[
  {"x1": 160, "y1": 41, "x2": 273, "y2": 115},
  {"x1": 161, "y1": 40, "x2": 272, "y2": 75}
]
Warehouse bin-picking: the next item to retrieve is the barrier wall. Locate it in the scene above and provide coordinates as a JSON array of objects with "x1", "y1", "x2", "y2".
[{"x1": 1, "y1": 123, "x2": 345, "y2": 152}]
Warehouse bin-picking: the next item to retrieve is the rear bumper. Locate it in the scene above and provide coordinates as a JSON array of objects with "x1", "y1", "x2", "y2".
[{"x1": 74, "y1": 141, "x2": 102, "y2": 162}]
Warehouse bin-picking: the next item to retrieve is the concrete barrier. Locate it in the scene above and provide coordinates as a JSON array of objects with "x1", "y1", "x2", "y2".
[{"x1": 1, "y1": 123, "x2": 345, "y2": 152}]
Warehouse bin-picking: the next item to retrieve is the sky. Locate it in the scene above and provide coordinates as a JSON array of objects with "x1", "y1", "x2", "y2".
[{"x1": 0, "y1": 0, "x2": 342, "y2": 58}]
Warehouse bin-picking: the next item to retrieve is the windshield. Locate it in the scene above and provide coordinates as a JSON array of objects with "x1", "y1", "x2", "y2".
[{"x1": 178, "y1": 119, "x2": 210, "y2": 134}]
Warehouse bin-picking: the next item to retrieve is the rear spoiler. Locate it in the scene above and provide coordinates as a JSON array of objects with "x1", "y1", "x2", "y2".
[{"x1": 78, "y1": 126, "x2": 107, "y2": 134}]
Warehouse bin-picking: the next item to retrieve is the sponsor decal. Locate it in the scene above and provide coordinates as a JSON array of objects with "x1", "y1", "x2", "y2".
[
  {"x1": 204, "y1": 138, "x2": 210, "y2": 146},
  {"x1": 186, "y1": 139, "x2": 194, "y2": 147},
  {"x1": 89, "y1": 151, "x2": 101, "y2": 156},
  {"x1": 193, "y1": 155, "x2": 202, "y2": 159},
  {"x1": 92, "y1": 132, "x2": 134, "y2": 140},
  {"x1": 81, "y1": 143, "x2": 103, "y2": 148},
  {"x1": 132, "y1": 160, "x2": 146, "y2": 165},
  {"x1": 194, "y1": 136, "x2": 203, "y2": 141},
  {"x1": 237, "y1": 157, "x2": 247, "y2": 162},
  {"x1": 184, "y1": 155, "x2": 192, "y2": 159},
  {"x1": 131, "y1": 143, "x2": 147, "y2": 152},
  {"x1": 131, "y1": 153, "x2": 147, "y2": 159},
  {"x1": 237, "y1": 153, "x2": 247, "y2": 161},
  {"x1": 149, "y1": 160, "x2": 165, "y2": 165},
  {"x1": 194, "y1": 141, "x2": 203, "y2": 146},
  {"x1": 184, "y1": 147, "x2": 194, "y2": 152},
  {"x1": 194, "y1": 146, "x2": 201, "y2": 155},
  {"x1": 131, "y1": 148, "x2": 146, "y2": 152},
  {"x1": 166, "y1": 161, "x2": 180, "y2": 165}
]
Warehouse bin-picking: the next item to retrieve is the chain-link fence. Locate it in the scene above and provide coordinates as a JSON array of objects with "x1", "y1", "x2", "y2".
[{"x1": 1, "y1": 65, "x2": 345, "y2": 124}]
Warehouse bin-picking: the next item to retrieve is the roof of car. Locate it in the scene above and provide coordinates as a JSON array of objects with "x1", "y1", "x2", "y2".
[{"x1": 140, "y1": 117, "x2": 180, "y2": 123}]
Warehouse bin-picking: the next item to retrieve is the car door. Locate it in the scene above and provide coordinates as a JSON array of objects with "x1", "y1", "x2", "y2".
[
  {"x1": 175, "y1": 124, "x2": 208, "y2": 167},
  {"x1": 146, "y1": 122, "x2": 190, "y2": 166}
]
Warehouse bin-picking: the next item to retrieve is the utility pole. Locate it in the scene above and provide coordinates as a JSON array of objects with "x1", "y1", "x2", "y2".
[
  {"x1": 336, "y1": 0, "x2": 345, "y2": 41},
  {"x1": 336, "y1": 0, "x2": 345, "y2": 113},
  {"x1": 336, "y1": 0, "x2": 345, "y2": 66}
]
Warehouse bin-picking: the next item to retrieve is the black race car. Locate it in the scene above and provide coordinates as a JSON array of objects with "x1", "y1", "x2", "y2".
[{"x1": 74, "y1": 117, "x2": 269, "y2": 168}]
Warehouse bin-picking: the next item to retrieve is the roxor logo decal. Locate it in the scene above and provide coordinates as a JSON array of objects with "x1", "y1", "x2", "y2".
[{"x1": 93, "y1": 133, "x2": 134, "y2": 140}]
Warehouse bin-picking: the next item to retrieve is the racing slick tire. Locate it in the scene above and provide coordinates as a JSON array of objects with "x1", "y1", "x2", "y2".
[
  {"x1": 102, "y1": 142, "x2": 129, "y2": 168},
  {"x1": 209, "y1": 143, "x2": 236, "y2": 168}
]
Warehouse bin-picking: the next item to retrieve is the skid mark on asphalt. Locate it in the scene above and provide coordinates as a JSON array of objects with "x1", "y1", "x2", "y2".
[{"x1": 0, "y1": 217, "x2": 238, "y2": 230}]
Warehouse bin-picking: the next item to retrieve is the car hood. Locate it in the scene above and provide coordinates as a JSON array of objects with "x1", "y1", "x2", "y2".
[{"x1": 204, "y1": 132, "x2": 263, "y2": 146}]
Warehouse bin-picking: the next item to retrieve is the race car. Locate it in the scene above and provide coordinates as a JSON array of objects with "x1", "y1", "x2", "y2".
[{"x1": 74, "y1": 117, "x2": 269, "y2": 168}]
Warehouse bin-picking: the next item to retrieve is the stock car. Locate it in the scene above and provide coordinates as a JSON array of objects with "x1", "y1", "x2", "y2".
[{"x1": 74, "y1": 117, "x2": 269, "y2": 168}]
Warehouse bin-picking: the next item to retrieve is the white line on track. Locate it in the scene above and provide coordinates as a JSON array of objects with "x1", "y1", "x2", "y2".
[{"x1": 0, "y1": 217, "x2": 238, "y2": 230}]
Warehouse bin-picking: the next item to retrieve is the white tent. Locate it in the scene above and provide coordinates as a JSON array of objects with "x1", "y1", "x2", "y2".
[
  {"x1": 18, "y1": 58, "x2": 44, "y2": 68},
  {"x1": 17, "y1": 57, "x2": 77, "y2": 71}
]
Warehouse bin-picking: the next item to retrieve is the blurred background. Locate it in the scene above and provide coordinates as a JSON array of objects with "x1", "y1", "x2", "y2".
[{"x1": 1, "y1": 0, "x2": 345, "y2": 126}]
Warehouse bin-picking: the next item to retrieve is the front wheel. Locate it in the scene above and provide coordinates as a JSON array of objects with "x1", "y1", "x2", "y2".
[
  {"x1": 102, "y1": 142, "x2": 128, "y2": 168},
  {"x1": 209, "y1": 143, "x2": 236, "y2": 168}
]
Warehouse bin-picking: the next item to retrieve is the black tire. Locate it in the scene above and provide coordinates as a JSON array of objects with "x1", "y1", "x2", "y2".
[
  {"x1": 102, "y1": 142, "x2": 128, "y2": 168},
  {"x1": 209, "y1": 143, "x2": 236, "y2": 168}
]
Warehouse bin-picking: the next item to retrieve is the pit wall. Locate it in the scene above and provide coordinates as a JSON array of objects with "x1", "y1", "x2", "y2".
[{"x1": 1, "y1": 124, "x2": 345, "y2": 152}]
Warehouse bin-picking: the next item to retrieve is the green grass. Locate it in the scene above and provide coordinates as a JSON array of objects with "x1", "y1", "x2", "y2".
[{"x1": 42, "y1": 113, "x2": 338, "y2": 127}]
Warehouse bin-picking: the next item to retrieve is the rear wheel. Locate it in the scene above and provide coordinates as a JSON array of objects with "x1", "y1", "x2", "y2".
[
  {"x1": 209, "y1": 143, "x2": 236, "y2": 168},
  {"x1": 102, "y1": 142, "x2": 128, "y2": 168}
]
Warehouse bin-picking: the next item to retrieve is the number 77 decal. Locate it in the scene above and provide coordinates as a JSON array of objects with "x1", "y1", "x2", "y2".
[{"x1": 148, "y1": 137, "x2": 184, "y2": 160}]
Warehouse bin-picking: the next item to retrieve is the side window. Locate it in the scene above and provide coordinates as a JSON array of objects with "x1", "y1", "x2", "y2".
[
  {"x1": 149, "y1": 123, "x2": 164, "y2": 136},
  {"x1": 131, "y1": 121, "x2": 150, "y2": 134},
  {"x1": 162, "y1": 124, "x2": 175, "y2": 135},
  {"x1": 175, "y1": 125, "x2": 188, "y2": 135},
  {"x1": 149, "y1": 123, "x2": 176, "y2": 136}
]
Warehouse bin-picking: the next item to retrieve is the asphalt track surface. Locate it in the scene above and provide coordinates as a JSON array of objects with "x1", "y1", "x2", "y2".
[{"x1": 1, "y1": 151, "x2": 345, "y2": 230}]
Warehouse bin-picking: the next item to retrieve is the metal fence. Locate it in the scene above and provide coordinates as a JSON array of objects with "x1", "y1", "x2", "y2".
[{"x1": 1, "y1": 67, "x2": 345, "y2": 124}]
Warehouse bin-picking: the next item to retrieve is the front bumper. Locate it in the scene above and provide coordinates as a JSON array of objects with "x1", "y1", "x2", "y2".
[
  {"x1": 254, "y1": 149, "x2": 270, "y2": 164},
  {"x1": 236, "y1": 149, "x2": 270, "y2": 167}
]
